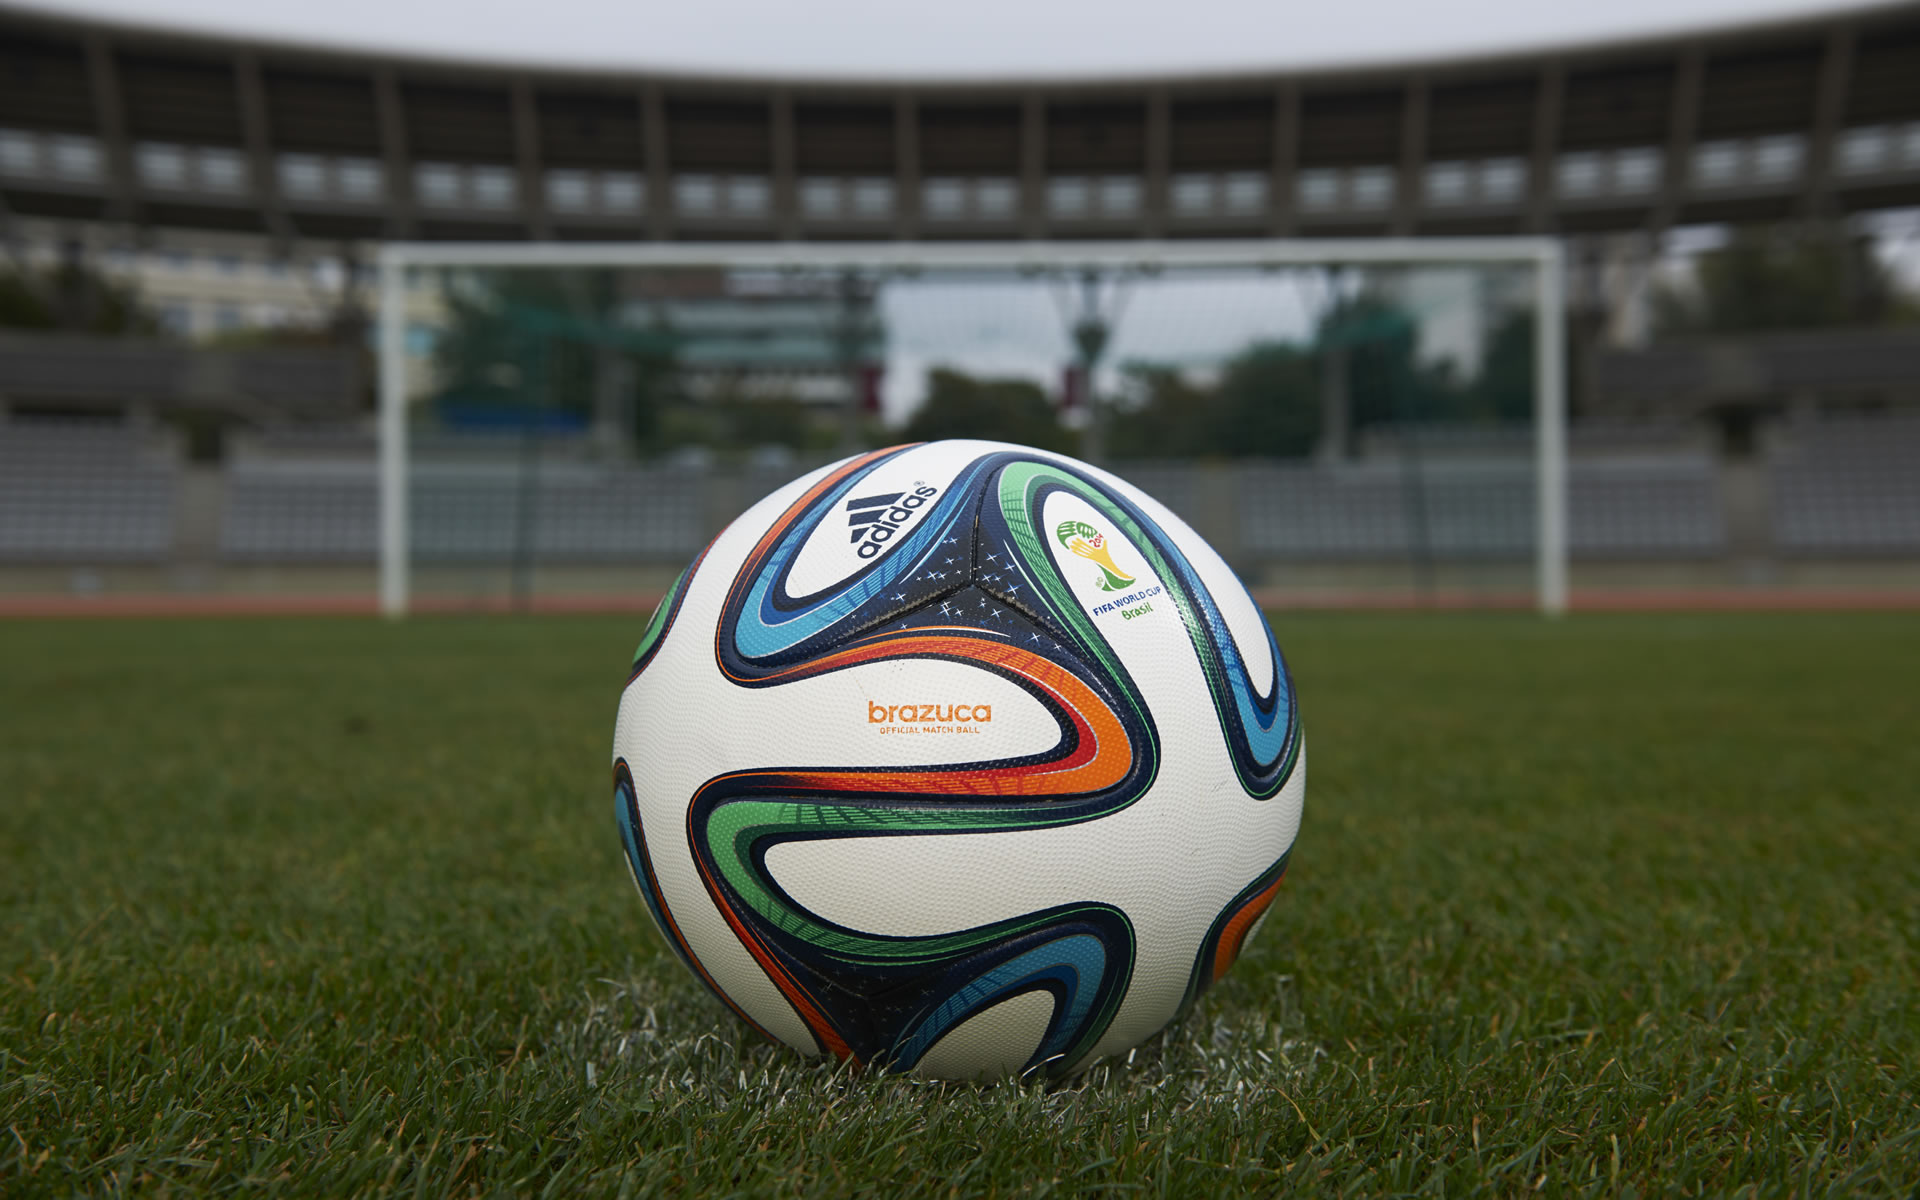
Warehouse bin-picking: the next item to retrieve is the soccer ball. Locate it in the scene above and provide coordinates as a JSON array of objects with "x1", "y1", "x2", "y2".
[{"x1": 612, "y1": 440, "x2": 1304, "y2": 1080}]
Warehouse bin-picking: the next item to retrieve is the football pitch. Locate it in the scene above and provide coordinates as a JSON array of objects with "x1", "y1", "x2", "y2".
[{"x1": 3, "y1": 613, "x2": 1915, "y2": 1196}]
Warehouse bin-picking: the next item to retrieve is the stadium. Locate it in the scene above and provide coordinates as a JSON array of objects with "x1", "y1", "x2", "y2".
[{"x1": 2, "y1": 0, "x2": 1916, "y2": 1193}]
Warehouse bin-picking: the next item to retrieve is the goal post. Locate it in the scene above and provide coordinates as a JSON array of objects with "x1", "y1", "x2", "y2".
[{"x1": 375, "y1": 238, "x2": 1567, "y2": 617}]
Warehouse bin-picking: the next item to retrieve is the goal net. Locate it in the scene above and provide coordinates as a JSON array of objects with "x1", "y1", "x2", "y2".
[{"x1": 374, "y1": 240, "x2": 1565, "y2": 614}]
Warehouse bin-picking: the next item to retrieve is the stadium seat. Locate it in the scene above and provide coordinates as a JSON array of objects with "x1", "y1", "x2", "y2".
[
  {"x1": 218, "y1": 461, "x2": 379, "y2": 560},
  {"x1": 1570, "y1": 458, "x2": 1725, "y2": 557},
  {"x1": 0, "y1": 422, "x2": 178, "y2": 561},
  {"x1": 1235, "y1": 454, "x2": 1725, "y2": 560},
  {"x1": 217, "y1": 458, "x2": 707, "y2": 562},
  {"x1": 1770, "y1": 414, "x2": 1920, "y2": 554}
]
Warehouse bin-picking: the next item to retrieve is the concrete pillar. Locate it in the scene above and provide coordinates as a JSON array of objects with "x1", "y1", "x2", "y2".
[
  {"x1": 770, "y1": 89, "x2": 797, "y2": 239},
  {"x1": 1144, "y1": 87, "x2": 1170, "y2": 238},
  {"x1": 1269, "y1": 83, "x2": 1298, "y2": 237},
  {"x1": 1020, "y1": 92, "x2": 1046, "y2": 238},
  {"x1": 592, "y1": 347, "x2": 631, "y2": 459},
  {"x1": 1316, "y1": 347, "x2": 1351, "y2": 464},
  {"x1": 1527, "y1": 61, "x2": 1565, "y2": 234},
  {"x1": 1718, "y1": 455, "x2": 1775, "y2": 582},
  {"x1": 1394, "y1": 76, "x2": 1429, "y2": 236},
  {"x1": 894, "y1": 92, "x2": 920, "y2": 239},
  {"x1": 512, "y1": 77, "x2": 550, "y2": 239},
  {"x1": 172, "y1": 464, "x2": 226, "y2": 574},
  {"x1": 641, "y1": 84, "x2": 672, "y2": 241},
  {"x1": 1655, "y1": 47, "x2": 1704, "y2": 233}
]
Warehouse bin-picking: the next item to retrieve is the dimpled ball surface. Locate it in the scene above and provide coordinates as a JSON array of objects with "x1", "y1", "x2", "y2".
[{"x1": 612, "y1": 440, "x2": 1304, "y2": 1080}]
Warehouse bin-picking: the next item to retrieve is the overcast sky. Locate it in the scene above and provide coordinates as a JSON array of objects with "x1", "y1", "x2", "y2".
[{"x1": 31, "y1": 0, "x2": 1870, "y2": 81}]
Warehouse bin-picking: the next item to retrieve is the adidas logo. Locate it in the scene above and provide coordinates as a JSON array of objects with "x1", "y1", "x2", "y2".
[{"x1": 845, "y1": 483, "x2": 939, "y2": 559}]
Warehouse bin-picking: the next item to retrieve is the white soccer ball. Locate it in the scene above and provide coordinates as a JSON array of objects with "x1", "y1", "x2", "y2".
[{"x1": 612, "y1": 440, "x2": 1304, "y2": 1080}]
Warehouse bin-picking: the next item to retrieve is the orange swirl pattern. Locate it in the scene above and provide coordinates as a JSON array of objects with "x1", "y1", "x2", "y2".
[
  {"x1": 716, "y1": 629, "x2": 1132, "y2": 798},
  {"x1": 1211, "y1": 874, "x2": 1284, "y2": 983},
  {"x1": 693, "y1": 631, "x2": 1136, "y2": 1060}
]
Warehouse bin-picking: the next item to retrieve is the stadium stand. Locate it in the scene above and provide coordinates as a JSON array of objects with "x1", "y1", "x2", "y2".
[
  {"x1": 218, "y1": 459, "x2": 707, "y2": 562},
  {"x1": 1236, "y1": 454, "x2": 1724, "y2": 560},
  {"x1": 0, "y1": 421, "x2": 178, "y2": 561},
  {"x1": 215, "y1": 438, "x2": 1746, "y2": 567},
  {"x1": 4, "y1": 5, "x2": 1920, "y2": 244},
  {"x1": 218, "y1": 461, "x2": 376, "y2": 561},
  {"x1": 1238, "y1": 463, "x2": 1434, "y2": 560},
  {"x1": 3, "y1": 4, "x2": 1914, "y2": 594},
  {"x1": 1591, "y1": 330, "x2": 1920, "y2": 421},
  {"x1": 1571, "y1": 457, "x2": 1726, "y2": 557},
  {"x1": 1770, "y1": 413, "x2": 1920, "y2": 553},
  {"x1": 0, "y1": 335, "x2": 363, "y2": 426},
  {"x1": 527, "y1": 469, "x2": 707, "y2": 561}
]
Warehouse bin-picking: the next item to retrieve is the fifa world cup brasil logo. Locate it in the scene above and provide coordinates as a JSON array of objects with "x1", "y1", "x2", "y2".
[{"x1": 1055, "y1": 520, "x2": 1136, "y2": 592}]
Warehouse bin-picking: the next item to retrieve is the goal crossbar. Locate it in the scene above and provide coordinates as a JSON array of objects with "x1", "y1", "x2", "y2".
[{"x1": 376, "y1": 238, "x2": 1567, "y2": 616}]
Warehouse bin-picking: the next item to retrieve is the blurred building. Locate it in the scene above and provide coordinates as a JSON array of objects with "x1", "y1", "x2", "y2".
[
  {"x1": 2, "y1": 6, "x2": 1917, "y2": 254},
  {"x1": 5, "y1": 3, "x2": 1920, "y2": 391},
  {"x1": 613, "y1": 269, "x2": 883, "y2": 409}
]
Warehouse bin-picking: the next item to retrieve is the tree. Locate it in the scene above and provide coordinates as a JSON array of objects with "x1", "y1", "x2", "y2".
[
  {"x1": 0, "y1": 255, "x2": 160, "y2": 336},
  {"x1": 1461, "y1": 310, "x2": 1536, "y2": 425},
  {"x1": 1217, "y1": 342, "x2": 1323, "y2": 457},
  {"x1": 432, "y1": 268, "x2": 684, "y2": 448},
  {"x1": 1108, "y1": 287, "x2": 1548, "y2": 460},
  {"x1": 1651, "y1": 228, "x2": 1918, "y2": 336},
  {"x1": 435, "y1": 269, "x2": 616, "y2": 415},
  {"x1": 1316, "y1": 292, "x2": 1434, "y2": 432},
  {"x1": 1107, "y1": 365, "x2": 1218, "y2": 458},
  {"x1": 902, "y1": 369, "x2": 1074, "y2": 453},
  {"x1": 1108, "y1": 343, "x2": 1321, "y2": 460}
]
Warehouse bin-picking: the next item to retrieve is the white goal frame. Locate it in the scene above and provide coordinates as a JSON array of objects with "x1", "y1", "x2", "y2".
[{"x1": 376, "y1": 238, "x2": 1567, "y2": 617}]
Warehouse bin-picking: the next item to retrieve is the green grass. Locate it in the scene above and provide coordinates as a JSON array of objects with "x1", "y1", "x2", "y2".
[{"x1": 2, "y1": 613, "x2": 1917, "y2": 1197}]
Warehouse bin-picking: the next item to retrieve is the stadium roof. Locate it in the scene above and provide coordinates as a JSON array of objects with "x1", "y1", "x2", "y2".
[
  {"x1": 12, "y1": 0, "x2": 1879, "y2": 84},
  {"x1": 2, "y1": 0, "x2": 1918, "y2": 243}
]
